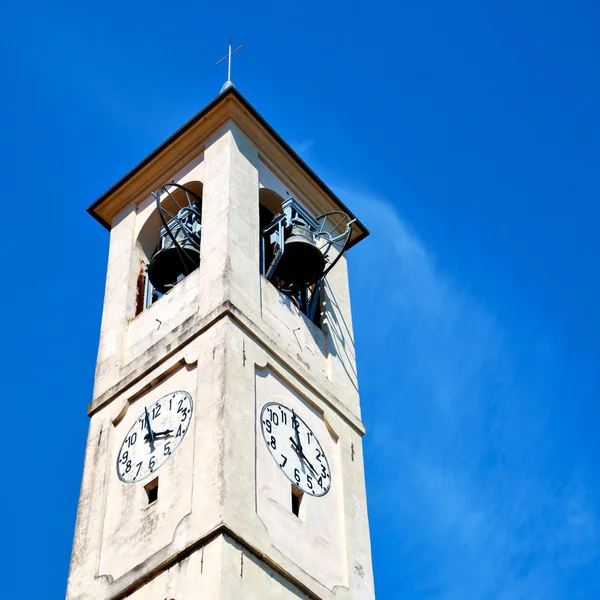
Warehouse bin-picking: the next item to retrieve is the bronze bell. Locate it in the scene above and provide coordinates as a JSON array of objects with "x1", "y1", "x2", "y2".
[
  {"x1": 274, "y1": 224, "x2": 326, "y2": 287},
  {"x1": 148, "y1": 227, "x2": 200, "y2": 295}
]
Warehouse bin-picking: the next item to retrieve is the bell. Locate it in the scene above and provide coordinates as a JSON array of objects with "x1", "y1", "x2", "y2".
[
  {"x1": 274, "y1": 224, "x2": 326, "y2": 287},
  {"x1": 148, "y1": 229, "x2": 200, "y2": 294}
]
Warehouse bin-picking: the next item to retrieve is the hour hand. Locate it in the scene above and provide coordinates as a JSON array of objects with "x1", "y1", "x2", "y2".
[{"x1": 153, "y1": 429, "x2": 173, "y2": 438}]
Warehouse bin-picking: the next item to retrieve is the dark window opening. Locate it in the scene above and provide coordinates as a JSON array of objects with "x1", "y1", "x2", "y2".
[
  {"x1": 260, "y1": 203, "x2": 277, "y2": 274},
  {"x1": 291, "y1": 485, "x2": 303, "y2": 517},
  {"x1": 135, "y1": 262, "x2": 147, "y2": 316},
  {"x1": 145, "y1": 477, "x2": 159, "y2": 504}
]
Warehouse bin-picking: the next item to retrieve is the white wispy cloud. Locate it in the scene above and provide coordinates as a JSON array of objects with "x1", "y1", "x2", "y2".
[{"x1": 335, "y1": 186, "x2": 599, "y2": 599}]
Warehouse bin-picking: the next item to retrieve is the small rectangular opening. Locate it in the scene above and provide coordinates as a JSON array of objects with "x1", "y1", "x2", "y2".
[
  {"x1": 145, "y1": 477, "x2": 159, "y2": 504},
  {"x1": 291, "y1": 485, "x2": 303, "y2": 517}
]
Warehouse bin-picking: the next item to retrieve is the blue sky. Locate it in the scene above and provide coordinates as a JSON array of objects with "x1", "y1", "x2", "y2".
[{"x1": 2, "y1": 0, "x2": 599, "y2": 598}]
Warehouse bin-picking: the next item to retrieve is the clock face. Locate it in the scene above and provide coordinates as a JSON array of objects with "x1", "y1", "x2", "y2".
[
  {"x1": 260, "y1": 401, "x2": 331, "y2": 497},
  {"x1": 116, "y1": 391, "x2": 193, "y2": 484}
]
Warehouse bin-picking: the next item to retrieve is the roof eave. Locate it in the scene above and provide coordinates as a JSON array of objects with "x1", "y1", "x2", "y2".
[{"x1": 87, "y1": 86, "x2": 370, "y2": 249}]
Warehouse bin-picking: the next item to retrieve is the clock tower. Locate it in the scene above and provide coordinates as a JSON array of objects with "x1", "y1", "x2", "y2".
[{"x1": 67, "y1": 86, "x2": 376, "y2": 600}]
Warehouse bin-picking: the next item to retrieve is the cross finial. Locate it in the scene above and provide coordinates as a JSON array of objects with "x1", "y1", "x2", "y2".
[{"x1": 216, "y1": 40, "x2": 244, "y2": 93}]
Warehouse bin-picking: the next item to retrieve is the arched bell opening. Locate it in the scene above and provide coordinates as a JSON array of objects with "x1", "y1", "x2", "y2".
[
  {"x1": 259, "y1": 188, "x2": 284, "y2": 280},
  {"x1": 259, "y1": 188, "x2": 283, "y2": 224},
  {"x1": 260, "y1": 193, "x2": 332, "y2": 328},
  {"x1": 135, "y1": 181, "x2": 203, "y2": 315},
  {"x1": 259, "y1": 193, "x2": 355, "y2": 329}
]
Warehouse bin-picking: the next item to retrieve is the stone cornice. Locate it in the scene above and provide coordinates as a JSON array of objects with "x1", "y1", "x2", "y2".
[
  {"x1": 109, "y1": 524, "x2": 329, "y2": 600},
  {"x1": 88, "y1": 300, "x2": 366, "y2": 437},
  {"x1": 88, "y1": 87, "x2": 368, "y2": 248}
]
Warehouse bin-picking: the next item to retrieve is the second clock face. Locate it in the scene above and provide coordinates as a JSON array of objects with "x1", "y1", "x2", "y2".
[
  {"x1": 116, "y1": 390, "x2": 193, "y2": 483},
  {"x1": 260, "y1": 401, "x2": 331, "y2": 497}
]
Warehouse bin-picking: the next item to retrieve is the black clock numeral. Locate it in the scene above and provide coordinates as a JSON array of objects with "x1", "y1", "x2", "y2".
[
  {"x1": 125, "y1": 460, "x2": 132, "y2": 473},
  {"x1": 149, "y1": 456, "x2": 156, "y2": 472},
  {"x1": 152, "y1": 404, "x2": 161, "y2": 420},
  {"x1": 317, "y1": 476, "x2": 323, "y2": 488},
  {"x1": 177, "y1": 399, "x2": 189, "y2": 422},
  {"x1": 164, "y1": 442, "x2": 171, "y2": 456},
  {"x1": 270, "y1": 436, "x2": 277, "y2": 449},
  {"x1": 321, "y1": 465, "x2": 328, "y2": 478},
  {"x1": 126, "y1": 432, "x2": 137, "y2": 447},
  {"x1": 306, "y1": 431, "x2": 313, "y2": 445},
  {"x1": 264, "y1": 420, "x2": 272, "y2": 434},
  {"x1": 279, "y1": 454, "x2": 287, "y2": 468},
  {"x1": 135, "y1": 462, "x2": 143, "y2": 478},
  {"x1": 267, "y1": 408, "x2": 279, "y2": 426},
  {"x1": 316, "y1": 449, "x2": 324, "y2": 463},
  {"x1": 176, "y1": 424, "x2": 183, "y2": 437},
  {"x1": 280, "y1": 410, "x2": 287, "y2": 425},
  {"x1": 139, "y1": 417, "x2": 145, "y2": 431},
  {"x1": 294, "y1": 468, "x2": 301, "y2": 484},
  {"x1": 306, "y1": 475, "x2": 313, "y2": 490},
  {"x1": 120, "y1": 451, "x2": 129, "y2": 464}
]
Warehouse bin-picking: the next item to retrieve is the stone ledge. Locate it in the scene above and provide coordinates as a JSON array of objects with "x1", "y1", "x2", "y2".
[
  {"x1": 88, "y1": 301, "x2": 366, "y2": 436},
  {"x1": 108, "y1": 523, "x2": 331, "y2": 600}
]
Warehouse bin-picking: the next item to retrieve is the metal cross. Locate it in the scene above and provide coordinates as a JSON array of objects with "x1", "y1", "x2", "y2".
[{"x1": 216, "y1": 40, "x2": 244, "y2": 87}]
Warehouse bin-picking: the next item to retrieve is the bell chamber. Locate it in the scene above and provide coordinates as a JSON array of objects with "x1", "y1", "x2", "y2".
[
  {"x1": 260, "y1": 196, "x2": 355, "y2": 322},
  {"x1": 147, "y1": 183, "x2": 202, "y2": 296}
]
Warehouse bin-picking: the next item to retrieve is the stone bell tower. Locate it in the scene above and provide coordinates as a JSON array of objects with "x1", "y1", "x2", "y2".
[{"x1": 66, "y1": 85, "x2": 376, "y2": 600}]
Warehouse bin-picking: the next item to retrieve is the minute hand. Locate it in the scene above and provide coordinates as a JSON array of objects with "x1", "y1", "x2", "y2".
[
  {"x1": 292, "y1": 411, "x2": 303, "y2": 452},
  {"x1": 144, "y1": 407, "x2": 155, "y2": 445},
  {"x1": 289, "y1": 438, "x2": 319, "y2": 477}
]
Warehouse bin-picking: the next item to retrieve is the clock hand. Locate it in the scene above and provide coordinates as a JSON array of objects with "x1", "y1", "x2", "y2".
[
  {"x1": 289, "y1": 435, "x2": 306, "y2": 473},
  {"x1": 291, "y1": 411, "x2": 310, "y2": 475},
  {"x1": 300, "y1": 454, "x2": 320, "y2": 478},
  {"x1": 292, "y1": 410, "x2": 303, "y2": 453},
  {"x1": 289, "y1": 438, "x2": 319, "y2": 478},
  {"x1": 153, "y1": 429, "x2": 173, "y2": 437},
  {"x1": 144, "y1": 407, "x2": 156, "y2": 449}
]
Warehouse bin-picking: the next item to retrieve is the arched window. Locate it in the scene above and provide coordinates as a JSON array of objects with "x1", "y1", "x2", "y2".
[
  {"x1": 259, "y1": 189, "x2": 325, "y2": 327},
  {"x1": 135, "y1": 181, "x2": 203, "y2": 314},
  {"x1": 259, "y1": 188, "x2": 283, "y2": 228},
  {"x1": 259, "y1": 188, "x2": 285, "y2": 277}
]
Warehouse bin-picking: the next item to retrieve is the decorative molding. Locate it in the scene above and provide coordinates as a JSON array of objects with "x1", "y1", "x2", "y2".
[
  {"x1": 110, "y1": 356, "x2": 198, "y2": 426},
  {"x1": 88, "y1": 89, "x2": 367, "y2": 247},
  {"x1": 89, "y1": 301, "x2": 366, "y2": 436},
  {"x1": 255, "y1": 364, "x2": 341, "y2": 443},
  {"x1": 108, "y1": 524, "x2": 332, "y2": 600}
]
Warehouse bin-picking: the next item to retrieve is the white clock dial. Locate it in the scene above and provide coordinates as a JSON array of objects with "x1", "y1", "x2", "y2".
[
  {"x1": 260, "y1": 402, "x2": 331, "y2": 497},
  {"x1": 116, "y1": 390, "x2": 193, "y2": 484}
]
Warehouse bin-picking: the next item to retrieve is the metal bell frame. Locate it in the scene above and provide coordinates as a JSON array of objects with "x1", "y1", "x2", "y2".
[
  {"x1": 144, "y1": 182, "x2": 203, "y2": 305},
  {"x1": 261, "y1": 197, "x2": 355, "y2": 322}
]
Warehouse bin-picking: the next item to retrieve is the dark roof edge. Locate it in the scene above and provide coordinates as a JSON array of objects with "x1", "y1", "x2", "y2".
[
  {"x1": 87, "y1": 86, "x2": 370, "y2": 249},
  {"x1": 86, "y1": 88, "x2": 232, "y2": 227}
]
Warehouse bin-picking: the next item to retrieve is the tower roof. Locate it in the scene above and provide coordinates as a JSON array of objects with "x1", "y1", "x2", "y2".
[{"x1": 87, "y1": 86, "x2": 369, "y2": 248}]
